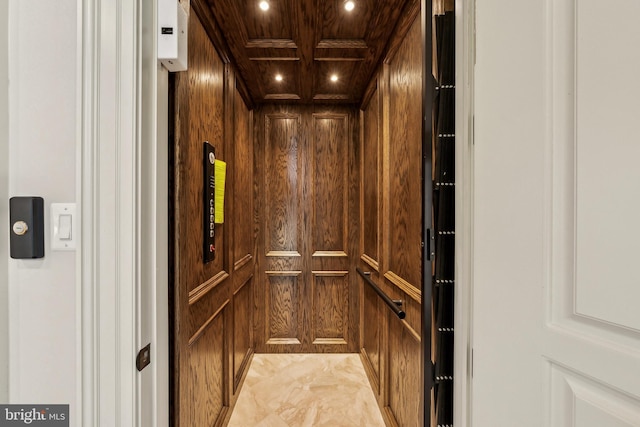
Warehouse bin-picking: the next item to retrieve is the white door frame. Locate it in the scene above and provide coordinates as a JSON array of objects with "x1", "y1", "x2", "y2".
[
  {"x1": 79, "y1": 0, "x2": 167, "y2": 425},
  {"x1": 454, "y1": 0, "x2": 475, "y2": 426},
  {"x1": 78, "y1": 0, "x2": 474, "y2": 425},
  {"x1": 80, "y1": 0, "x2": 138, "y2": 423},
  {"x1": 0, "y1": 0, "x2": 9, "y2": 405}
]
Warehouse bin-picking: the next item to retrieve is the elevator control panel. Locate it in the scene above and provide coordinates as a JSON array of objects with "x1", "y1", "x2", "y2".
[
  {"x1": 203, "y1": 142, "x2": 216, "y2": 263},
  {"x1": 10, "y1": 196, "x2": 45, "y2": 259}
]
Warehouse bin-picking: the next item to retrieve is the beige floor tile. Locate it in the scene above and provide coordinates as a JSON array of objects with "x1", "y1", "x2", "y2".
[{"x1": 228, "y1": 354, "x2": 386, "y2": 427}]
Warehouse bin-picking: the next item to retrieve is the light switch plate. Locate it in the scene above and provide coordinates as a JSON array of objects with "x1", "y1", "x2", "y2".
[{"x1": 51, "y1": 203, "x2": 77, "y2": 251}]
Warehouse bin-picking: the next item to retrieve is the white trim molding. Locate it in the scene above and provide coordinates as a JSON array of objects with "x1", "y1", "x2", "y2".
[
  {"x1": 454, "y1": 0, "x2": 475, "y2": 426},
  {"x1": 81, "y1": 0, "x2": 140, "y2": 425}
]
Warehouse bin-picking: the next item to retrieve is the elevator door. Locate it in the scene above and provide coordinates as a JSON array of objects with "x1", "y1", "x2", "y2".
[{"x1": 254, "y1": 105, "x2": 360, "y2": 353}]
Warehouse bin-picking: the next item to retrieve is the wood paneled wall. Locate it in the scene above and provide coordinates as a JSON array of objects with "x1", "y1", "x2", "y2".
[
  {"x1": 254, "y1": 104, "x2": 360, "y2": 353},
  {"x1": 359, "y1": 1, "x2": 424, "y2": 426},
  {"x1": 171, "y1": 7, "x2": 255, "y2": 426}
]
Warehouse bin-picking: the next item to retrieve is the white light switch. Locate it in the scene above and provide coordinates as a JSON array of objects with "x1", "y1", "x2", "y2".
[
  {"x1": 59, "y1": 214, "x2": 72, "y2": 240},
  {"x1": 51, "y1": 203, "x2": 77, "y2": 251}
]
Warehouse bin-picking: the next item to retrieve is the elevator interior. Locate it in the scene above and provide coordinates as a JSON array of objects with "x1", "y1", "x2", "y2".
[{"x1": 168, "y1": 0, "x2": 455, "y2": 425}]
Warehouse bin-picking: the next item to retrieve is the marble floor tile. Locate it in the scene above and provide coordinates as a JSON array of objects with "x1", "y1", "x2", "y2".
[{"x1": 228, "y1": 353, "x2": 386, "y2": 427}]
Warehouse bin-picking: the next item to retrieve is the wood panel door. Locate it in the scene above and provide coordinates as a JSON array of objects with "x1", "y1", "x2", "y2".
[
  {"x1": 472, "y1": 0, "x2": 640, "y2": 425},
  {"x1": 255, "y1": 105, "x2": 359, "y2": 353}
]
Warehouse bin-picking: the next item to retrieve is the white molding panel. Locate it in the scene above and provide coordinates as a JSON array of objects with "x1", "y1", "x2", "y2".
[
  {"x1": 573, "y1": 0, "x2": 640, "y2": 332},
  {"x1": 550, "y1": 363, "x2": 640, "y2": 427},
  {"x1": 547, "y1": 0, "x2": 640, "y2": 345}
]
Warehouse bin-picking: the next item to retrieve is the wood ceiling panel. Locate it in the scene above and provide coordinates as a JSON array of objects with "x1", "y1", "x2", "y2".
[
  {"x1": 319, "y1": 0, "x2": 374, "y2": 40},
  {"x1": 315, "y1": 39, "x2": 368, "y2": 61},
  {"x1": 243, "y1": 0, "x2": 295, "y2": 40},
  {"x1": 254, "y1": 61, "x2": 302, "y2": 100},
  {"x1": 313, "y1": 61, "x2": 358, "y2": 102},
  {"x1": 201, "y1": 0, "x2": 412, "y2": 104}
]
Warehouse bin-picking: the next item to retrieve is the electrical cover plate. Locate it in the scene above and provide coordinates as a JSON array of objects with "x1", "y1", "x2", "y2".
[{"x1": 158, "y1": 0, "x2": 188, "y2": 72}]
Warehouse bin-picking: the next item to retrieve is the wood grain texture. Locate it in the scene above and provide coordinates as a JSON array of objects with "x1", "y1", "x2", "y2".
[
  {"x1": 267, "y1": 275, "x2": 302, "y2": 342},
  {"x1": 188, "y1": 305, "x2": 227, "y2": 426},
  {"x1": 361, "y1": 280, "x2": 382, "y2": 393},
  {"x1": 362, "y1": 82, "x2": 380, "y2": 264},
  {"x1": 233, "y1": 277, "x2": 253, "y2": 393},
  {"x1": 255, "y1": 104, "x2": 359, "y2": 353},
  {"x1": 358, "y1": 5, "x2": 424, "y2": 426},
  {"x1": 265, "y1": 114, "x2": 301, "y2": 253},
  {"x1": 386, "y1": 317, "x2": 422, "y2": 427},
  {"x1": 312, "y1": 272, "x2": 349, "y2": 343},
  {"x1": 387, "y1": 15, "x2": 423, "y2": 290},
  {"x1": 383, "y1": 0, "x2": 421, "y2": 64},
  {"x1": 174, "y1": 9, "x2": 227, "y2": 296},
  {"x1": 200, "y1": 0, "x2": 411, "y2": 103},
  {"x1": 172, "y1": 9, "x2": 256, "y2": 427},
  {"x1": 311, "y1": 113, "x2": 349, "y2": 253},
  {"x1": 232, "y1": 85, "x2": 254, "y2": 272},
  {"x1": 173, "y1": 10, "x2": 230, "y2": 426}
]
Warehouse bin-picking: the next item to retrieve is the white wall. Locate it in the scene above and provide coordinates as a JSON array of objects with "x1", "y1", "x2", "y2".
[
  {"x1": 7, "y1": 0, "x2": 79, "y2": 417},
  {"x1": 0, "y1": 0, "x2": 9, "y2": 404}
]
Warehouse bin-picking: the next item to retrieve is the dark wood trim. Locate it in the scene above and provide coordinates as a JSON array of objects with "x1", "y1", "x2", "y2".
[
  {"x1": 188, "y1": 300, "x2": 230, "y2": 346},
  {"x1": 384, "y1": 0, "x2": 422, "y2": 64},
  {"x1": 312, "y1": 94, "x2": 350, "y2": 101},
  {"x1": 264, "y1": 94, "x2": 302, "y2": 100},
  {"x1": 360, "y1": 73, "x2": 378, "y2": 111},
  {"x1": 316, "y1": 39, "x2": 368, "y2": 49},
  {"x1": 245, "y1": 39, "x2": 298, "y2": 49},
  {"x1": 235, "y1": 72, "x2": 255, "y2": 112},
  {"x1": 188, "y1": 271, "x2": 231, "y2": 305},
  {"x1": 192, "y1": 0, "x2": 256, "y2": 108},
  {"x1": 191, "y1": 0, "x2": 232, "y2": 64}
]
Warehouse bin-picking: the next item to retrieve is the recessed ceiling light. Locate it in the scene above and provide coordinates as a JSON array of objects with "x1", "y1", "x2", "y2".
[
  {"x1": 330, "y1": 74, "x2": 339, "y2": 82},
  {"x1": 344, "y1": 1, "x2": 355, "y2": 11},
  {"x1": 275, "y1": 74, "x2": 283, "y2": 82},
  {"x1": 259, "y1": 1, "x2": 269, "y2": 11}
]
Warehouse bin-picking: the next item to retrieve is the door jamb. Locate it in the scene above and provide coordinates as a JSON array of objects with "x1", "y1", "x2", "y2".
[
  {"x1": 454, "y1": 0, "x2": 475, "y2": 426},
  {"x1": 80, "y1": 0, "x2": 144, "y2": 424}
]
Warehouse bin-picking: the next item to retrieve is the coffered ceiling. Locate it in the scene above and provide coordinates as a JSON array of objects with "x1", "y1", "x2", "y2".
[{"x1": 194, "y1": 0, "x2": 413, "y2": 104}]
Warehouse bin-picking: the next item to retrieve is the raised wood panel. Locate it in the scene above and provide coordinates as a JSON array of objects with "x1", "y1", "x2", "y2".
[
  {"x1": 188, "y1": 305, "x2": 227, "y2": 426},
  {"x1": 311, "y1": 113, "x2": 349, "y2": 254},
  {"x1": 267, "y1": 273, "x2": 302, "y2": 344},
  {"x1": 312, "y1": 271, "x2": 349, "y2": 344},
  {"x1": 387, "y1": 15, "x2": 423, "y2": 290},
  {"x1": 256, "y1": 105, "x2": 359, "y2": 353},
  {"x1": 362, "y1": 281, "x2": 382, "y2": 393},
  {"x1": 386, "y1": 317, "x2": 422, "y2": 427},
  {"x1": 232, "y1": 85, "x2": 254, "y2": 271},
  {"x1": 265, "y1": 114, "x2": 302, "y2": 254},
  {"x1": 362, "y1": 82, "x2": 380, "y2": 265},
  {"x1": 233, "y1": 277, "x2": 253, "y2": 392},
  {"x1": 175, "y1": 9, "x2": 227, "y2": 296}
]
